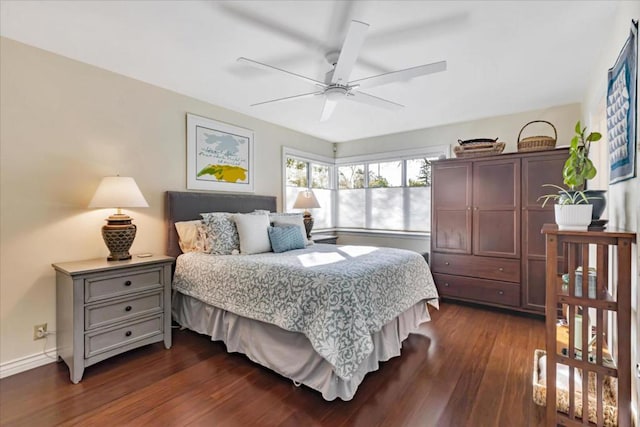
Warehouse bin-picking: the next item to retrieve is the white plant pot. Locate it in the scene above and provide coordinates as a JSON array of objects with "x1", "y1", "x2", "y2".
[{"x1": 554, "y1": 204, "x2": 593, "y2": 231}]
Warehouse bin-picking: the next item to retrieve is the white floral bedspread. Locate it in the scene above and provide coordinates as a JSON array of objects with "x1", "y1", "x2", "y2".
[{"x1": 172, "y1": 244, "x2": 439, "y2": 380}]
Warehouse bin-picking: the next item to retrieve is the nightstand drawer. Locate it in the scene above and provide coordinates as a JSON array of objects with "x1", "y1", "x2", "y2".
[
  {"x1": 85, "y1": 291, "x2": 163, "y2": 330},
  {"x1": 85, "y1": 268, "x2": 162, "y2": 303},
  {"x1": 85, "y1": 315, "x2": 163, "y2": 358}
]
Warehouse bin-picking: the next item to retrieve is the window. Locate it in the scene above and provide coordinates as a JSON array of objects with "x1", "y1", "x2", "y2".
[
  {"x1": 283, "y1": 146, "x2": 447, "y2": 234},
  {"x1": 406, "y1": 158, "x2": 432, "y2": 187},
  {"x1": 286, "y1": 158, "x2": 307, "y2": 187},
  {"x1": 283, "y1": 149, "x2": 334, "y2": 230},
  {"x1": 336, "y1": 148, "x2": 446, "y2": 233},
  {"x1": 338, "y1": 164, "x2": 365, "y2": 189}
]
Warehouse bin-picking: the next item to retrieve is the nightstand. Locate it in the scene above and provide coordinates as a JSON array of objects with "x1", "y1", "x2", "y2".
[
  {"x1": 312, "y1": 234, "x2": 338, "y2": 245},
  {"x1": 52, "y1": 255, "x2": 174, "y2": 383}
]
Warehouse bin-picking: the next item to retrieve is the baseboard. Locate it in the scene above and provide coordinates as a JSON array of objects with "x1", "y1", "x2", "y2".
[{"x1": 0, "y1": 350, "x2": 58, "y2": 379}]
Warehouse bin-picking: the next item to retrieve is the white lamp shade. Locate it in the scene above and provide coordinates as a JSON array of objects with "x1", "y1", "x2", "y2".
[
  {"x1": 293, "y1": 189, "x2": 321, "y2": 210},
  {"x1": 88, "y1": 176, "x2": 149, "y2": 208}
]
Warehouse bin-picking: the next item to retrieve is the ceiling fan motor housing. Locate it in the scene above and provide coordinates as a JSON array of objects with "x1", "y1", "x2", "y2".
[{"x1": 324, "y1": 86, "x2": 349, "y2": 101}]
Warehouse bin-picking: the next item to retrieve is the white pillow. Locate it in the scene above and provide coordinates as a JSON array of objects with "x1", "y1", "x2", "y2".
[
  {"x1": 175, "y1": 220, "x2": 209, "y2": 253},
  {"x1": 233, "y1": 213, "x2": 272, "y2": 254},
  {"x1": 272, "y1": 214, "x2": 310, "y2": 245}
]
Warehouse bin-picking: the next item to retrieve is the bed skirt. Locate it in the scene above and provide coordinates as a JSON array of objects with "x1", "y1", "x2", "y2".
[{"x1": 172, "y1": 292, "x2": 432, "y2": 401}]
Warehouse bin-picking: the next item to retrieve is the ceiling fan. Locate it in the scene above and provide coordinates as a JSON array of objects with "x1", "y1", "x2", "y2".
[{"x1": 238, "y1": 20, "x2": 447, "y2": 122}]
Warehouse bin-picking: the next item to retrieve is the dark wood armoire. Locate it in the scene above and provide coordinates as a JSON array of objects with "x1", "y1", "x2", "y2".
[{"x1": 430, "y1": 148, "x2": 569, "y2": 313}]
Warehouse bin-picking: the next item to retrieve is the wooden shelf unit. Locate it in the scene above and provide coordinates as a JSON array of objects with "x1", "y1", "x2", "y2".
[{"x1": 542, "y1": 225, "x2": 635, "y2": 427}]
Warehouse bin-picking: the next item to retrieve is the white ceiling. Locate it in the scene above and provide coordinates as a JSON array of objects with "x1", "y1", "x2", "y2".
[{"x1": 0, "y1": 1, "x2": 619, "y2": 142}]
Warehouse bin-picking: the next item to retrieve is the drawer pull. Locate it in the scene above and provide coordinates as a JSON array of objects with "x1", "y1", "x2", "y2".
[
  {"x1": 444, "y1": 283, "x2": 450, "y2": 287},
  {"x1": 498, "y1": 268, "x2": 504, "y2": 272},
  {"x1": 125, "y1": 305, "x2": 132, "y2": 312},
  {"x1": 444, "y1": 261, "x2": 450, "y2": 266},
  {"x1": 125, "y1": 331, "x2": 132, "y2": 337},
  {"x1": 498, "y1": 290, "x2": 504, "y2": 295},
  {"x1": 124, "y1": 280, "x2": 132, "y2": 287}
]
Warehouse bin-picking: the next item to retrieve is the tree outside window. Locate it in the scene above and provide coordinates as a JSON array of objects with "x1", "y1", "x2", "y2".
[
  {"x1": 312, "y1": 164, "x2": 330, "y2": 189},
  {"x1": 407, "y1": 158, "x2": 433, "y2": 187},
  {"x1": 338, "y1": 165, "x2": 365, "y2": 189},
  {"x1": 286, "y1": 157, "x2": 307, "y2": 187}
]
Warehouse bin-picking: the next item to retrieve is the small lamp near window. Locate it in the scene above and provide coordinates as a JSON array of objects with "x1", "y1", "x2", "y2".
[
  {"x1": 88, "y1": 176, "x2": 149, "y2": 261},
  {"x1": 293, "y1": 189, "x2": 321, "y2": 238}
]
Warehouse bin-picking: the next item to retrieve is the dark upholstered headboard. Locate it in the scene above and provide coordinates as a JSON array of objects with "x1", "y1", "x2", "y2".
[{"x1": 165, "y1": 191, "x2": 277, "y2": 259}]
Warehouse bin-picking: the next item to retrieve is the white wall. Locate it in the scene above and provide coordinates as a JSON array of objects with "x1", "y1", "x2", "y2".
[
  {"x1": 582, "y1": 2, "x2": 640, "y2": 419},
  {"x1": 335, "y1": 103, "x2": 581, "y2": 251},
  {"x1": 0, "y1": 37, "x2": 333, "y2": 367}
]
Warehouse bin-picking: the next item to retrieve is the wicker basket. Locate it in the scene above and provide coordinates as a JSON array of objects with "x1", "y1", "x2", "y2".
[
  {"x1": 532, "y1": 349, "x2": 618, "y2": 426},
  {"x1": 518, "y1": 120, "x2": 557, "y2": 152},
  {"x1": 454, "y1": 142, "x2": 505, "y2": 158}
]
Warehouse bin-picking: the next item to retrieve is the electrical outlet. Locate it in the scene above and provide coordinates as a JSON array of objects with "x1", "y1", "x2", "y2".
[{"x1": 33, "y1": 323, "x2": 47, "y2": 340}]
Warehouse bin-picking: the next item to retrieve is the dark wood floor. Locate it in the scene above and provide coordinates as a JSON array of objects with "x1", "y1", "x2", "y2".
[{"x1": 0, "y1": 302, "x2": 547, "y2": 426}]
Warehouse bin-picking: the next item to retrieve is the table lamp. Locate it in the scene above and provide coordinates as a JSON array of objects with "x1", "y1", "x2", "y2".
[
  {"x1": 293, "y1": 189, "x2": 321, "y2": 238},
  {"x1": 88, "y1": 176, "x2": 149, "y2": 261}
]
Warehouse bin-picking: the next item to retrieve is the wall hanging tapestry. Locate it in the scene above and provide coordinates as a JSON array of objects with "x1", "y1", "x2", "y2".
[{"x1": 607, "y1": 20, "x2": 638, "y2": 185}]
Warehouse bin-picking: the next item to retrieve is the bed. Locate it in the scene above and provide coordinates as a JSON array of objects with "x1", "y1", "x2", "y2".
[{"x1": 166, "y1": 191, "x2": 439, "y2": 401}]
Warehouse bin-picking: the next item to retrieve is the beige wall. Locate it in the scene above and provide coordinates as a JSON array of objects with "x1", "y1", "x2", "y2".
[
  {"x1": 335, "y1": 103, "x2": 581, "y2": 250},
  {"x1": 0, "y1": 37, "x2": 333, "y2": 365},
  {"x1": 582, "y1": 1, "x2": 640, "y2": 418},
  {"x1": 336, "y1": 103, "x2": 581, "y2": 158}
]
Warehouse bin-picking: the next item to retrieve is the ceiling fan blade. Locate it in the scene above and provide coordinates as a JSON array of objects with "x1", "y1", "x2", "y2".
[
  {"x1": 320, "y1": 98, "x2": 338, "y2": 122},
  {"x1": 331, "y1": 20, "x2": 369, "y2": 85},
  {"x1": 349, "y1": 60, "x2": 447, "y2": 89},
  {"x1": 251, "y1": 91, "x2": 323, "y2": 107},
  {"x1": 220, "y1": 3, "x2": 327, "y2": 52},
  {"x1": 238, "y1": 57, "x2": 327, "y2": 88},
  {"x1": 347, "y1": 91, "x2": 404, "y2": 110}
]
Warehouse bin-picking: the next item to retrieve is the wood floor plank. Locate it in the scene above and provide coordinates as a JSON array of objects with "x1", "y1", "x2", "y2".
[{"x1": 0, "y1": 302, "x2": 547, "y2": 426}]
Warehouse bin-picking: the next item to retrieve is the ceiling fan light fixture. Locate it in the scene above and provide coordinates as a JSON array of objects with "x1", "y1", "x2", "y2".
[{"x1": 324, "y1": 86, "x2": 348, "y2": 101}]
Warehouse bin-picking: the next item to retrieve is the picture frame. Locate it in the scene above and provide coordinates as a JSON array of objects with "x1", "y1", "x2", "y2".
[
  {"x1": 186, "y1": 113, "x2": 254, "y2": 192},
  {"x1": 607, "y1": 20, "x2": 637, "y2": 185}
]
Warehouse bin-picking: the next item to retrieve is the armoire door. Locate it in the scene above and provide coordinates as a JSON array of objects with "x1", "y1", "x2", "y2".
[
  {"x1": 431, "y1": 161, "x2": 472, "y2": 254},
  {"x1": 472, "y1": 158, "x2": 521, "y2": 258},
  {"x1": 521, "y1": 151, "x2": 568, "y2": 312}
]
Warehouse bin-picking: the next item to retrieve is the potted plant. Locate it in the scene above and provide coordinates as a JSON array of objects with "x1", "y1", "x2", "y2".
[
  {"x1": 537, "y1": 121, "x2": 603, "y2": 231},
  {"x1": 538, "y1": 184, "x2": 594, "y2": 231},
  {"x1": 562, "y1": 121, "x2": 606, "y2": 221}
]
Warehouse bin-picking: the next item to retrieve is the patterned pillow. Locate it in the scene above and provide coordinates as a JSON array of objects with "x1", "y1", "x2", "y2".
[
  {"x1": 200, "y1": 212, "x2": 240, "y2": 255},
  {"x1": 268, "y1": 225, "x2": 306, "y2": 253},
  {"x1": 174, "y1": 220, "x2": 209, "y2": 253},
  {"x1": 272, "y1": 214, "x2": 310, "y2": 245}
]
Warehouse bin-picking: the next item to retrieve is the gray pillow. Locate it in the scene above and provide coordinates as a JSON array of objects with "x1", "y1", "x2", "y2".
[{"x1": 200, "y1": 212, "x2": 240, "y2": 255}]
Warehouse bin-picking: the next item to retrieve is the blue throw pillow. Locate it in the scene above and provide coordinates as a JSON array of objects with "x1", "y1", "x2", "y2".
[{"x1": 268, "y1": 225, "x2": 306, "y2": 253}]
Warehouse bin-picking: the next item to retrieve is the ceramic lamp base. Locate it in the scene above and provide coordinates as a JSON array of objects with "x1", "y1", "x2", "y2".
[
  {"x1": 303, "y1": 213, "x2": 314, "y2": 239},
  {"x1": 102, "y1": 214, "x2": 137, "y2": 261}
]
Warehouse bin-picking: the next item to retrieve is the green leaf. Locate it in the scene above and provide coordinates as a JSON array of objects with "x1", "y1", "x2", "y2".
[
  {"x1": 587, "y1": 132, "x2": 602, "y2": 142},
  {"x1": 570, "y1": 136, "x2": 579, "y2": 149},
  {"x1": 575, "y1": 121, "x2": 581, "y2": 134}
]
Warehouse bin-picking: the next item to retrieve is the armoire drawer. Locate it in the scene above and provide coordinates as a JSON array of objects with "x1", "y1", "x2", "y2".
[
  {"x1": 433, "y1": 273, "x2": 521, "y2": 307},
  {"x1": 431, "y1": 253, "x2": 520, "y2": 283}
]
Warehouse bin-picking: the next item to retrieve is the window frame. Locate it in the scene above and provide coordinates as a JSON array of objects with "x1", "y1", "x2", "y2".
[{"x1": 282, "y1": 147, "x2": 336, "y2": 231}]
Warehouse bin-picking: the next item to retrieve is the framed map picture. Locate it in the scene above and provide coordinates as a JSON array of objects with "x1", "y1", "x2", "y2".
[
  {"x1": 186, "y1": 114, "x2": 254, "y2": 192},
  {"x1": 607, "y1": 20, "x2": 638, "y2": 185}
]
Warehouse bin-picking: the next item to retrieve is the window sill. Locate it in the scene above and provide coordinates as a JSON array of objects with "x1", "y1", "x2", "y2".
[{"x1": 315, "y1": 228, "x2": 430, "y2": 240}]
